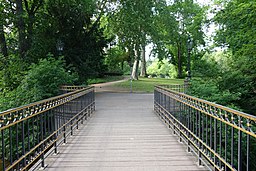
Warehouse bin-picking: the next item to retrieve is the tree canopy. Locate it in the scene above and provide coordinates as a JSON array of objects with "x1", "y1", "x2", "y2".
[{"x1": 0, "y1": 0, "x2": 255, "y2": 115}]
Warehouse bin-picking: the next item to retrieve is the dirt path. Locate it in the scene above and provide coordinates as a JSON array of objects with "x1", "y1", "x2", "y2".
[{"x1": 91, "y1": 77, "x2": 130, "y2": 93}]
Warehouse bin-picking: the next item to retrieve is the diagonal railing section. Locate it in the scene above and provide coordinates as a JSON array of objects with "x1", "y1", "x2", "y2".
[
  {"x1": 60, "y1": 85, "x2": 87, "y2": 93},
  {"x1": 0, "y1": 86, "x2": 95, "y2": 171},
  {"x1": 154, "y1": 85, "x2": 256, "y2": 171}
]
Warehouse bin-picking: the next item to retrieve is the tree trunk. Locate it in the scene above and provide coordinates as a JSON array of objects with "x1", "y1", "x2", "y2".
[
  {"x1": 140, "y1": 44, "x2": 147, "y2": 77},
  {"x1": 26, "y1": 13, "x2": 35, "y2": 52},
  {"x1": 131, "y1": 44, "x2": 140, "y2": 80},
  {"x1": 0, "y1": 20, "x2": 8, "y2": 57},
  {"x1": 132, "y1": 59, "x2": 139, "y2": 80},
  {"x1": 177, "y1": 41, "x2": 182, "y2": 78},
  {"x1": 16, "y1": 0, "x2": 27, "y2": 58}
]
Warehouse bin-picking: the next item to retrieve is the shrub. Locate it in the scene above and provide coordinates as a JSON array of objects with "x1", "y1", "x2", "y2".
[
  {"x1": 15, "y1": 56, "x2": 77, "y2": 106},
  {"x1": 188, "y1": 78, "x2": 241, "y2": 110}
]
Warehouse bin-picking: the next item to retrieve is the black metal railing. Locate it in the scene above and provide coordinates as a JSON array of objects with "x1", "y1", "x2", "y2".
[
  {"x1": 158, "y1": 84, "x2": 188, "y2": 93},
  {"x1": 154, "y1": 85, "x2": 256, "y2": 171},
  {"x1": 0, "y1": 86, "x2": 95, "y2": 171},
  {"x1": 60, "y1": 85, "x2": 87, "y2": 93}
]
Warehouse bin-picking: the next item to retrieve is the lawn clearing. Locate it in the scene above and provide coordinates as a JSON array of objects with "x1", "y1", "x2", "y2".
[
  {"x1": 87, "y1": 76, "x2": 124, "y2": 84},
  {"x1": 112, "y1": 77, "x2": 184, "y2": 93}
]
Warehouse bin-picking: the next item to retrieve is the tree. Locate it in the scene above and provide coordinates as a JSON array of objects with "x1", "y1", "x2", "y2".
[
  {"x1": 108, "y1": 0, "x2": 165, "y2": 80},
  {"x1": 140, "y1": 43, "x2": 147, "y2": 77},
  {"x1": 43, "y1": 0, "x2": 108, "y2": 81},
  {"x1": 151, "y1": 0, "x2": 207, "y2": 78},
  {"x1": 0, "y1": 1, "x2": 9, "y2": 57},
  {"x1": 214, "y1": 0, "x2": 256, "y2": 114}
]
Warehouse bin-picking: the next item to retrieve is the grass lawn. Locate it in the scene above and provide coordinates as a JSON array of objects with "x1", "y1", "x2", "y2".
[
  {"x1": 112, "y1": 77, "x2": 184, "y2": 93},
  {"x1": 87, "y1": 76, "x2": 124, "y2": 84}
]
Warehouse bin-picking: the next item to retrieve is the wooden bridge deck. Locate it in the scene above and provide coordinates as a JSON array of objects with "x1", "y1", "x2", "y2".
[{"x1": 44, "y1": 93, "x2": 207, "y2": 171}]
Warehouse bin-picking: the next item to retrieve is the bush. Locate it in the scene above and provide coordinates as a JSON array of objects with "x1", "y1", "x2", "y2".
[
  {"x1": 188, "y1": 78, "x2": 241, "y2": 110},
  {"x1": 14, "y1": 56, "x2": 77, "y2": 106}
]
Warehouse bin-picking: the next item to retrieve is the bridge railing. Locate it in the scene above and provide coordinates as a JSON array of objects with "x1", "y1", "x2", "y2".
[
  {"x1": 154, "y1": 85, "x2": 256, "y2": 171},
  {"x1": 157, "y1": 84, "x2": 188, "y2": 93},
  {"x1": 60, "y1": 85, "x2": 87, "y2": 93},
  {"x1": 0, "y1": 86, "x2": 95, "y2": 171}
]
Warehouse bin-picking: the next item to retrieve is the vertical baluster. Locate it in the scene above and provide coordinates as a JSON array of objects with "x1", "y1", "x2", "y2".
[
  {"x1": 53, "y1": 109, "x2": 58, "y2": 154},
  {"x1": 173, "y1": 97, "x2": 176, "y2": 135},
  {"x1": 44, "y1": 111, "x2": 47, "y2": 139},
  {"x1": 246, "y1": 131, "x2": 250, "y2": 171},
  {"x1": 237, "y1": 116, "x2": 242, "y2": 171},
  {"x1": 40, "y1": 113, "x2": 45, "y2": 169},
  {"x1": 22, "y1": 113, "x2": 25, "y2": 167},
  {"x1": 187, "y1": 105, "x2": 191, "y2": 153},
  {"x1": 76, "y1": 111, "x2": 79, "y2": 130},
  {"x1": 196, "y1": 109, "x2": 198, "y2": 137},
  {"x1": 202, "y1": 110, "x2": 205, "y2": 143},
  {"x1": 214, "y1": 117, "x2": 217, "y2": 168},
  {"x1": 225, "y1": 120, "x2": 227, "y2": 171},
  {"x1": 37, "y1": 114, "x2": 40, "y2": 146},
  {"x1": 168, "y1": 96, "x2": 171, "y2": 129},
  {"x1": 179, "y1": 100, "x2": 182, "y2": 142},
  {"x1": 57, "y1": 106, "x2": 60, "y2": 131},
  {"x1": 210, "y1": 115, "x2": 213, "y2": 159},
  {"x1": 31, "y1": 111, "x2": 34, "y2": 152},
  {"x1": 231, "y1": 115, "x2": 234, "y2": 168},
  {"x1": 1, "y1": 129, "x2": 5, "y2": 171},
  {"x1": 27, "y1": 115, "x2": 30, "y2": 151},
  {"x1": 206, "y1": 115, "x2": 208, "y2": 149},
  {"x1": 63, "y1": 125, "x2": 66, "y2": 144},
  {"x1": 71, "y1": 119, "x2": 73, "y2": 136},
  {"x1": 8, "y1": 123, "x2": 12, "y2": 167},
  {"x1": 47, "y1": 109, "x2": 51, "y2": 136},
  {"x1": 198, "y1": 109, "x2": 202, "y2": 166},
  {"x1": 219, "y1": 118, "x2": 222, "y2": 168},
  {"x1": 16, "y1": 122, "x2": 19, "y2": 165}
]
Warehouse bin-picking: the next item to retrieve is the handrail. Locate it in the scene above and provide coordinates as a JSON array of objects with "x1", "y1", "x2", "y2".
[
  {"x1": 0, "y1": 87, "x2": 93, "y2": 129},
  {"x1": 0, "y1": 86, "x2": 95, "y2": 171},
  {"x1": 60, "y1": 85, "x2": 87, "y2": 92},
  {"x1": 154, "y1": 85, "x2": 256, "y2": 171}
]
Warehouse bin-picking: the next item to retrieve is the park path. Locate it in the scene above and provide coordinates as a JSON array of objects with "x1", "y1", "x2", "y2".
[
  {"x1": 91, "y1": 77, "x2": 129, "y2": 92},
  {"x1": 44, "y1": 93, "x2": 207, "y2": 171}
]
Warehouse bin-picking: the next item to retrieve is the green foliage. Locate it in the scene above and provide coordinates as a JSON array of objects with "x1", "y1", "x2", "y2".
[
  {"x1": 0, "y1": 56, "x2": 77, "y2": 111},
  {"x1": 214, "y1": 0, "x2": 256, "y2": 115},
  {"x1": 1, "y1": 0, "x2": 109, "y2": 83},
  {"x1": 0, "y1": 54, "x2": 27, "y2": 91},
  {"x1": 189, "y1": 50, "x2": 243, "y2": 110},
  {"x1": 193, "y1": 51, "x2": 231, "y2": 78},
  {"x1": 150, "y1": 0, "x2": 207, "y2": 78},
  {"x1": 188, "y1": 78, "x2": 241, "y2": 110},
  {"x1": 15, "y1": 56, "x2": 77, "y2": 105},
  {"x1": 147, "y1": 59, "x2": 177, "y2": 78},
  {"x1": 31, "y1": 0, "x2": 108, "y2": 80},
  {"x1": 104, "y1": 46, "x2": 126, "y2": 73}
]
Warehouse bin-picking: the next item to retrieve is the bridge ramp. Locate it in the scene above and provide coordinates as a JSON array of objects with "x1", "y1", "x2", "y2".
[{"x1": 44, "y1": 93, "x2": 207, "y2": 171}]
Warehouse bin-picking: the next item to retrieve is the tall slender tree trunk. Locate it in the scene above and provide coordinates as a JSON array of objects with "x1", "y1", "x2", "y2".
[
  {"x1": 16, "y1": 0, "x2": 27, "y2": 58},
  {"x1": 132, "y1": 59, "x2": 139, "y2": 80},
  {"x1": 131, "y1": 44, "x2": 140, "y2": 80},
  {"x1": 177, "y1": 41, "x2": 182, "y2": 78},
  {"x1": 0, "y1": 21, "x2": 8, "y2": 57},
  {"x1": 140, "y1": 44, "x2": 147, "y2": 77}
]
